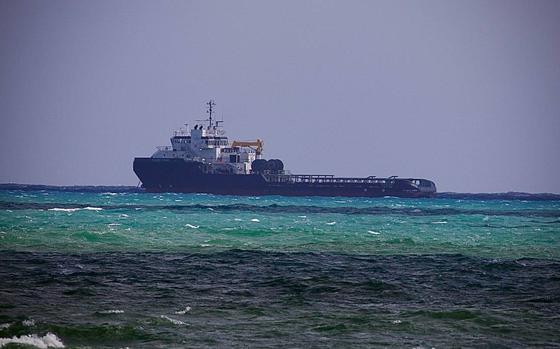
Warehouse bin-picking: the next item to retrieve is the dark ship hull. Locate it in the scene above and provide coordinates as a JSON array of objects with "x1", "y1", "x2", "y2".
[{"x1": 134, "y1": 158, "x2": 436, "y2": 198}]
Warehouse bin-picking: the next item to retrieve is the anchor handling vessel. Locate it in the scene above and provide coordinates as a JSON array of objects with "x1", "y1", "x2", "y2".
[{"x1": 133, "y1": 100, "x2": 436, "y2": 197}]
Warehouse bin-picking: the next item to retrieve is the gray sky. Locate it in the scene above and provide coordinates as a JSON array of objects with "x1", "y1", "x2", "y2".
[{"x1": 1, "y1": 0, "x2": 559, "y2": 193}]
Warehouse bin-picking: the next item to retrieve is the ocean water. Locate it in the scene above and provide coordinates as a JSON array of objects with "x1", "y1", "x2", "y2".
[{"x1": 0, "y1": 189, "x2": 559, "y2": 348}]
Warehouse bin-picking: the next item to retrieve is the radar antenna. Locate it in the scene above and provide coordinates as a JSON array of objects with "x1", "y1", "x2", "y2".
[{"x1": 206, "y1": 99, "x2": 216, "y2": 127}]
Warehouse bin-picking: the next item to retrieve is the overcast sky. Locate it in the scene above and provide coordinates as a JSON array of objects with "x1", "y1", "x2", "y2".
[{"x1": 1, "y1": 0, "x2": 559, "y2": 193}]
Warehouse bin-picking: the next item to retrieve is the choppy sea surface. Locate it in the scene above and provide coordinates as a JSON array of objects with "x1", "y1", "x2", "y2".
[{"x1": 1, "y1": 188, "x2": 559, "y2": 348}]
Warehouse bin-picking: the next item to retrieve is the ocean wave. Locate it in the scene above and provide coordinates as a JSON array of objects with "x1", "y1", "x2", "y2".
[
  {"x1": 48, "y1": 208, "x2": 80, "y2": 212},
  {"x1": 98, "y1": 309, "x2": 124, "y2": 314},
  {"x1": 160, "y1": 315, "x2": 186, "y2": 325},
  {"x1": 83, "y1": 207, "x2": 103, "y2": 211},
  {"x1": 175, "y1": 306, "x2": 191, "y2": 314},
  {"x1": 22, "y1": 319, "x2": 35, "y2": 326},
  {"x1": 0, "y1": 332, "x2": 64, "y2": 348},
  {"x1": 3, "y1": 201, "x2": 559, "y2": 218}
]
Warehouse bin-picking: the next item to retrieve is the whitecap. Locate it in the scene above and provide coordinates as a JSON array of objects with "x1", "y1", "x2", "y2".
[
  {"x1": 22, "y1": 319, "x2": 35, "y2": 326},
  {"x1": 207, "y1": 207, "x2": 215, "y2": 211},
  {"x1": 102, "y1": 192, "x2": 118, "y2": 196},
  {"x1": 48, "y1": 208, "x2": 79, "y2": 212},
  {"x1": 160, "y1": 315, "x2": 186, "y2": 325},
  {"x1": 391, "y1": 319, "x2": 402, "y2": 324},
  {"x1": 250, "y1": 219, "x2": 260, "y2": 222},
  {"x1": 326, "y1": 221, "x2": 336, "y2": 225},
  {"x1": 0, "y1": 323, "x2": 10, "y2": 330},
  {"x1": 99, "y1": 309, "x2": 124, "y2": 314},
  {"x1": 431, "y1": 221, "x2": 447, "y2": 224},
  {"x1": 483, "y1": 216, "x2": 489, "y2": 221},
  {"x1": 175, "y1": 306, "x2": 191, "y2": 314},
  {"x1": 83, "y1": 207, "x2": 103, "y2": 211},
  {"x1": 298, "y1": 215, "x2": 307, "y2": 218},
  {"x1": 233, "y1": 218, "x2": 242, "y2": 221},
  {"x1": 108, "y1": 223, "x2": 121, "y2": 227},
  {"x1": 120, "y1": 214, "x2": 129, "y2": 218},
  {"x1": 368, "y1": 230, "x2": 381, "y2": 235},
  {"x1": 185, "y1": 224, "x2": 200, "y2": 229},
  {"x1": 0, "y1": 332, "x2": 65, "y2": 348}
]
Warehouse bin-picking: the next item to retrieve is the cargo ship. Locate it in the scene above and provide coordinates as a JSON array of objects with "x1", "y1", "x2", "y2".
[{"x1": 133, "y1": 100, "x2": 436, "y2": 197}]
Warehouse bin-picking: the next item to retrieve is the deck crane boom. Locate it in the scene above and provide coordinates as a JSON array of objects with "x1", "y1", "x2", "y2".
[{"x1": 231, "y1": 139, "x2": 264, "y2": 156}]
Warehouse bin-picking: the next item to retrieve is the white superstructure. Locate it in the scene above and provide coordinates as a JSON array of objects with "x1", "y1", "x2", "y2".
[{"x1": 151, "y1": 100, "x2": 262, "y2": 175}]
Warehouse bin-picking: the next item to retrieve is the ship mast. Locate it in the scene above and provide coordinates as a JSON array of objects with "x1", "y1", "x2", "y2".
[{"x1": 206, "y1": 99, "x2": 216, "y2": 127}]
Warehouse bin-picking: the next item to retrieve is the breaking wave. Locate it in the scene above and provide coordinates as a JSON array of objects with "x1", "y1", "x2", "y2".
[{"x1": 0, "y1": 332, "x2": 64, "y2": 348}]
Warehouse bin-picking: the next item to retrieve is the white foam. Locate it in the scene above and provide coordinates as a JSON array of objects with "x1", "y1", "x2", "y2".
[
  {"x1": 0, "y1": 323, "x2": 10, "y2": 330},
  {"x1": 48, "y1": 208, "x2": 79, "y2": 212},
  {"x1": 23, "y1": 319, "x2": 35, "y2": 326},
  {"x1": 185, "y1": 224, "x2": 199, "y2": 229},
  {"x1": 207, "y1": 207, "x2": 215, "y2": 211},
  {"x1": 250, "y1": 218, "x2": 260, "y2": 222},
  {"x1": 83, "y1": 207, "x2": 103, "y2": 211},
  {"x1": 120, "y1": 214, "x2": 129, "y2": 218},
  {"x1": 368, "y1": 230, "x2": 381, "y2": 235},
  {"x1": 175, "y1": 306, "x2": 191, "y2": 314},
  {"x1": 160, "y1": 315, "x2": 186, "y2": 325},
  {"x1": 391, "y1": 319, "x2": 402, "y2": 324},
  {"x1": 0, "y1": 332, "x2": 64, "y2": 348},
  {"x1": 108, "y1": 223, "x2": 121, "y2": 227},
  {"x1": 431, "y1": 221, "x2": 447, "y2": 224},
  {"x1": 298, "y1": 215, "x2": 307, "y2": 218},
  {"x1": 234, "y1": 218, "x2": 242, "y2": 221},
  {"x1": 99, "y1": 309, "x2": 124, "y2": 314},
  {"x1": 102, "y1": 192, "x2": 118, "y2": 196},
  {"x1": 326, "y1": 221, "x2": 336, "y2": 225}
]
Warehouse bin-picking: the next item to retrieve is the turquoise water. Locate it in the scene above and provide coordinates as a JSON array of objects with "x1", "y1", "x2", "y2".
[
  {"x1": 2, "y1": 190, "x2": 559, "y2": 258},
  {"x1": 1, "y1": 189, "x2": 559, "y2": 348}
]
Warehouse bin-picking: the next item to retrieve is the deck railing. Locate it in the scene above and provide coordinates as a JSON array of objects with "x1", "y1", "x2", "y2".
[{"x1": 263, "y1": 174, "x2": 406, "y2": 185}]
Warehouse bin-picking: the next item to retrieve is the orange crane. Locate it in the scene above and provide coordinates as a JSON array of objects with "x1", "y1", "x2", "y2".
[{"x1": 231, "y1": 139, "x2": 264, "y2": 156}]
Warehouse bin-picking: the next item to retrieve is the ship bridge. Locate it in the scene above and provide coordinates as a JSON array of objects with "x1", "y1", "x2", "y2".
[{"x1": 150, "y1": 100, "x2": 260, "y2": 175}]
